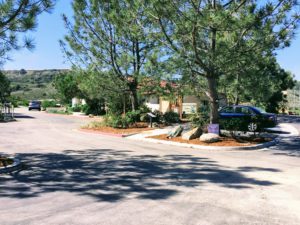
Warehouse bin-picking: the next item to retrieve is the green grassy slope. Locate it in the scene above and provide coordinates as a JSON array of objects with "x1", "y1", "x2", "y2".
[{"x1": 3, "y1": 69, "x2": 69, "y2": 100}]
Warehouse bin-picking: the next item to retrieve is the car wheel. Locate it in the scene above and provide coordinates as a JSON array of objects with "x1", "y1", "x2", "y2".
[{"x1": 248, "y1": 122, "x2": 258, "y2": 132}]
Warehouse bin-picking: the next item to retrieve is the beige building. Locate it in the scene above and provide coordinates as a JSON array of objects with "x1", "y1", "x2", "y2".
[{"x1": 145, "y1": 95, "x2": 209, "y2": 116}]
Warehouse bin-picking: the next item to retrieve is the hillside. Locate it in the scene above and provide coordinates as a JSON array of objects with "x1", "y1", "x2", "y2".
[{"x1": 3, "y1": 69, "x2": 69, "y2": 100}]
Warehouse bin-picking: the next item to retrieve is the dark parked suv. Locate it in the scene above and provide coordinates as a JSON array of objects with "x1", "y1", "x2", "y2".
[
  {"x1": 219, "y1": 105, "x2": 277, "y2": 131},
  {"x1": 28, "y1": 100, "x2": 41, "y2": 111}
]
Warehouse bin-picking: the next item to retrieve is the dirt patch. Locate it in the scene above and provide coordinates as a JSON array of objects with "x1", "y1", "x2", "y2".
[
  {"x1": 0, "y1": 157, "x2": 13, "y2": 167},
  {"x1": 147, "y1": 134, "x2": 270, "y2": 146},
  {"x1": 83, "y1": 123, "x2": 154, "y2": 135}
]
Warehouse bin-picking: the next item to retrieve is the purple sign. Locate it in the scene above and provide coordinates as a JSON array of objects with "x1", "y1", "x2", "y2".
[{"x1": 208, "y1": 124, "x2": 219, "y2": 134}]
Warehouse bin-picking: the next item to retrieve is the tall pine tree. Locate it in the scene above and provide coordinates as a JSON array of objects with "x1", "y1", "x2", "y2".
[
  {"x1": 61, "y1": 0, "x2": 160, "y2": 111},
  {"x1": 147, "y1": 0, "x2": 300, "y2": 123}
]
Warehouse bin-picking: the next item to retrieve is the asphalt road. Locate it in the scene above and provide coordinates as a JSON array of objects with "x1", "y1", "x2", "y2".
[{"x1": 1, "y1": 108, "x2": 300, "y2": 225}]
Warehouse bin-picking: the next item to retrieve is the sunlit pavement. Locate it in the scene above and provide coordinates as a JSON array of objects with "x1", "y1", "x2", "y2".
[{"x1": 1, "y1": 108, "x2": 300, "y2": 225}]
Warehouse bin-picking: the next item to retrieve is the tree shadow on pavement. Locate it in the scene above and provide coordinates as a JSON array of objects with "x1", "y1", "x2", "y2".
[
  {"x1": 277, "y1": 115, "x2": 300, "y2": 123},
  {"x1": 266, "y1": 116, "x2": 300, "y2": 157},
  {"x1": 14, "y1": 113, "x2": 35, "y2": 119},
  {"x1": 268, "y1": 136, "x2": 300, "y2": 157},
  {"x1": 0, "y1": 149, "x2": 280, "y2": 202}
]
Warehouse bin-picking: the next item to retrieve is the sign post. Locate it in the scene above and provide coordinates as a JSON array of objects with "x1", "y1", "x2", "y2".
[{"x1": 147, "y1": 113, "x2": 156, "y2": 128}]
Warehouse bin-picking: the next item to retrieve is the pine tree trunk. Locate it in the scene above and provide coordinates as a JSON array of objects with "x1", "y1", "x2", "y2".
[
  {"x1": 129, "y1": 86, "x2": 139, "y2": 111},
  {"x1": 207, "y1": 76, "x2": 219, "y2": 124},
  {"x1": 234, "y1": 73, "x2": 240, "y2": 105},
  {"x1": 130, "y1": 90, "x2": 139, "y2": 111}
]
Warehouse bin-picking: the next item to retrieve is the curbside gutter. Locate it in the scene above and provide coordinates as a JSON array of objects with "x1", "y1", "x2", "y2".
[
  {"x1": 77, "y1": 128, "x2": 137, "y2": 138},
  {"x1": 0, "y1": 157, "x2": 22, "y2": 173}
]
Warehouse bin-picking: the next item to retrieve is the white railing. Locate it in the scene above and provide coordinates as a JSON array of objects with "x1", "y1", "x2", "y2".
[{"x1": 0, "y1": 103, "x2": 14, "y2": 121}]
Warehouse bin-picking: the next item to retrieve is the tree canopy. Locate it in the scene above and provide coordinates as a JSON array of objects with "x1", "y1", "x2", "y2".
[
  {"x1": 0, "y1": 0, "x2": 55, "y2": 64},
  {"x1": 147, "y1": 0, "x2": 300, "y2": 122},
  {"x1": 62, "y1": 0, "x2": 300, "y2": 120},
  {"x1": 0, "y1": 72, "x2": 10, "y2": 102},
  {"x1": 61, "y1": 0, "x2": 163, "y2": 111}
]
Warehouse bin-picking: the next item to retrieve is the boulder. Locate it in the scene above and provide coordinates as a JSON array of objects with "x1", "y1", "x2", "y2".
[
  {"x1": 199, "y1": 133, "x2": 220, "y2": 143},
  {"x1": 182, "y1": 127, "x2": 202, "y2": 140},
  {"x1": 167, "y1": 125, "x2": 183, "y2": 138}
]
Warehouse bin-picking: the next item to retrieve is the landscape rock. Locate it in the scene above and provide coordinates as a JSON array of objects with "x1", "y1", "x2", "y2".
[
  {"x1": 182, "y1": 127, "x2": 202, "y2": 140},
  {"x1": 199, "y1": 133, "x2": 220, "y2": 143},
  {"x1": 167, "y1": 125, "x2": 183, "y2": 138}
]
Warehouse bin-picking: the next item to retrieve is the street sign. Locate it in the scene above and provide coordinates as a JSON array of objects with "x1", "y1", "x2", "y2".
[
  {"x1": 208, "y1": 124, "x2": 219, "y2": 134},
  {"x1": 147, "y1": 112, "x2": 156, "y2": 118}
]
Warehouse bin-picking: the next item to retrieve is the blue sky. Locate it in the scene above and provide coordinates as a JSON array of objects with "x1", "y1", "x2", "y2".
[
  {"x1": 2, "y1": 0, "x2": 300, "y2": 80},
  {"x1": 3, "y1": 0, "x2": 73, "y2": 71}
]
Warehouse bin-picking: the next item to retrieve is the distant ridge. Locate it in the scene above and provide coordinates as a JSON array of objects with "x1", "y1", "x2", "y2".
[{"x1": 3, "y1": 69, "x2": 70, "y2": 100}]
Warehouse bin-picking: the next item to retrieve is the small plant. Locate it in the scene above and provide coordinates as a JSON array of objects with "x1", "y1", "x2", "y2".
[
  {"x1": 189, "y1": 113, "x2": 209, "y2": 129},
  {"x1": 189, "y1": 105, "x2": 210, "y2": 129},
  {"x1": 84, "y1": 121, "x2": 104, "y2": 129}
]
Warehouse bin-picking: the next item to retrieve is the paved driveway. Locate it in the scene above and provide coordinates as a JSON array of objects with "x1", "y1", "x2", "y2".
[{"x1": 1, "y1": 108, "x2": 300, "y2": 225}]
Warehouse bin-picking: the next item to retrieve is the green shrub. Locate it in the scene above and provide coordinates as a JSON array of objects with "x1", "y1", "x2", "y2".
[
  {"x1": 0, "y1": 112, "x2": 4, "y2": 121},
  {"x1": 139, "y1": 104, "x2": 151, "y2": 113},
  {"x1": 46, "y1": 108, "x2": 71, "y2": 115},
  {"x1": 219, "y1": 118, "x2": 249, "y2": 132},
  {"x1": 42, "y1": 100, "x2": 57, "y2": 109},
  {"x1": 189, "y1": 112, "x2": 209, "y2": 128},
  {"x1": 162, "y1": 111, "x2": 180, "y2": 123},
  {"x1": 140, "y1": 113, "x2": 149, "y2": 122},
  {"x1": 84, "y1": 121, "x2": 103, "y2": 129},
  {"x1": 6, "y1": 96, "x2": 19, "y2": 107},
  {"x1": 126, "y1": 110, "x2": 141, "y2": 123},
  {"x1": 102, "y1": 114, "x2": 127, "y2": 128},
  {"x1": 17, "y1": 99, "x2": 29, "y2": 106},
  {"x1": 220, "y1": 115, "x2": 270, "y2": 133},
  {"x1": 102, "y1": 112, "x2": 144, "y2": 129},
  {"x1": 72, "y1": 104, "x2": 82, "y2": 112},
  {"x1": 81, "y1": 104, "x2": 90, "y2": 115}
]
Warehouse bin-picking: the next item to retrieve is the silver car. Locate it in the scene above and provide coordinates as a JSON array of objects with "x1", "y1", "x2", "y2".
[{"x1": 28, "y1": 100, "x2": 41, "y2": 111}]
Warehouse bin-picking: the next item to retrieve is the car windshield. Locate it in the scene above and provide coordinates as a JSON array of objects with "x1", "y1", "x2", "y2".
[
  {"x1": 252, "y1": 107, "x2": 266, "y2": 113},
  {"x1": 30, "y1": 101, "x2": 40, "y2": 104}
]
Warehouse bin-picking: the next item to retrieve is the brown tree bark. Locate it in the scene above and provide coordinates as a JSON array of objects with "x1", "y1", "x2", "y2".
[
  {"x1": 129, "y1": 80, "x2": 139, "y2": 111},
  {"x1": 206, "y1": 76, "x2": 219, "y2": 124}
]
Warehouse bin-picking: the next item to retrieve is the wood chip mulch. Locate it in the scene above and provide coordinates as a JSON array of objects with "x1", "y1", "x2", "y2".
[
  {"x1": 147, "y1": 134, "x2": 269, "y2": 146},
  {"x1": 83, "y1": 124, "x2": 154, "y2": 135}
]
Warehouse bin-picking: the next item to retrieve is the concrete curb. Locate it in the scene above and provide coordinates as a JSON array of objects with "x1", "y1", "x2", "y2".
[
  {"x1": 126, "y1": 123, "x2": 300, "y2": 151},
  {"x1": 0, "y1": 157, "x2": 22, "y2": 173},
  {"x1": 44, "y1": 112, "x2": 102, "y2": 120},
  {"x1": 134, "y1": 136, "x2": 279, "y2": 151}
]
